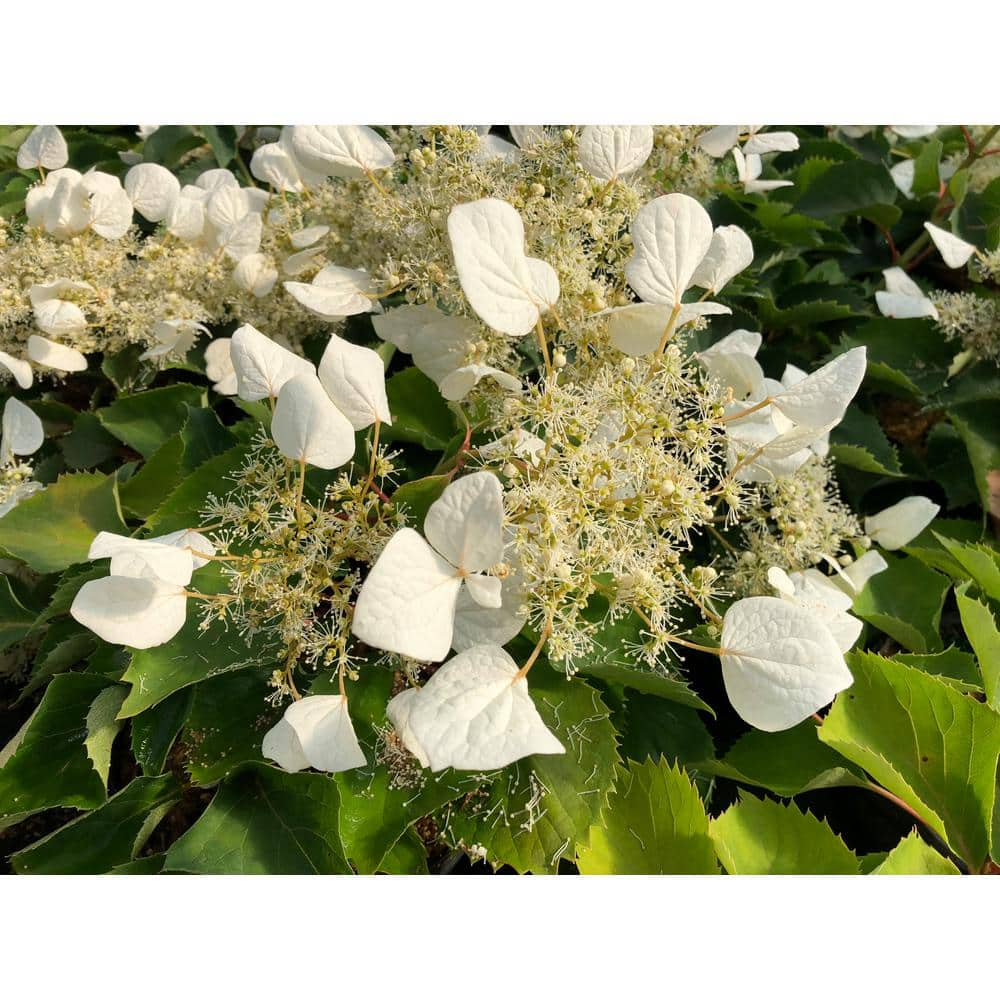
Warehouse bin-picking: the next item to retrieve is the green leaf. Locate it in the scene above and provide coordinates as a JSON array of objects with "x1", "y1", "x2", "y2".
[
  {"x1": 871, "y1": 831, "x2": 961, "y2": 875},
  {"x1": 895, "y1": 648, "x2": 982, "y2": 692},
  {"x1": 110, "y1": 854, "x2": 166, "y2": 874},
  {"x1": 84, "y1": 685, "x2": 128, "y2": 788},
  {"x1": 60, "y1": 412, "x2": 121, "y2": 469},
  {"x1": 118, "y1": 565, "x2": 279, "y2": 718},
  {"x1": 911, "y1": 139, "x2": 943, "y2": 197},
  {"x1": 841, "y1": 319, "x2": 953, "y2": 398},
  {"x1": 382, "y1": 368, "x2": 457, "y2": 451},
  {"x1": 949, "y1": 402, "x2": 1000, "y2": 514},
  {"x1": 828, "y1": 407, "x2": 901, "y2": 476},
  {"x1": 954, "y1": 584, "x2": 1000, "y2": 709},
  {"x1": 577, "y1": 759, "x2": 718, "y2": 874},
  {"x1": 441, "y1": 670, "x2": 620, "y2": 873},
  {"x1": 144, "y1": 443, "x2": 252, "y2": 535},
  {"x1": 164, "y1": 763, "x2": 352, "y2": 874},
  {"x1": 794, "y1": 159, "x2": 897, "y2": 218},
  {"x1": 0, "y1": 673, "x2": 113, "y2": 821},
  {"x1": 620, "y1": 694, "x2": 714, "y2": 767},
  {"x1": 924, "y1": 424, "x2": 979, "y2": 509},
  {"x1": 131, "y1": 687, "x2": 194, "y2": 775},
  {"x1": 201, "y1": 125, "x2": 238, "y2": 167},
  {"x1": 0, "y1": 471, "x2": 126, "y2": 573},
  {"x1": 11, "y1": 775, "x2": 180, "y2": 875},
  {"x1": 934, "y1": 535, "x2": 1000, "y2": 602},
  {"x1": 376, "y1": 829, "x2": 429, "y2": 874},
  {"x1": 820, "y1": 652, "x2": 1000, "y2": 869},
  {"x1": 183, "y1": 669, "x2": 281, "y2": 786},
  {"x1": 0, "y1": 575, "x2": 36, "y2": 652},
  {"x1": 695, "y1": 722, "x2": 865, "y2": 797},
  {"x1": 710, "y1": 793, "x2": 859, "y2": 874},
  {"x1": 97, "y1": 384, "x2": 206, "y2": 458},
  {"x1": 852, "y1": 554, "x2": 948, "y2": 652},
  {"x1": 117, "y1": 434, "x2": 185, "y2": 518}
]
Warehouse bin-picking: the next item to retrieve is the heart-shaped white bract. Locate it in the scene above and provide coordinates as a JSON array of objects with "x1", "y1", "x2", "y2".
[
  {"x1": 875, "y1": 267, "x2": 939, "y2": 320},
  {"x1": 691, "y1": 225, "x2": 754, "y2": 295},
  {"x1": 124, "y1": 163, "x2": 180, "y2": 222},
  {"x1": 204, "y1": 338, "x2": 238, "y2": 395},
  {"x1": 1, "y1": 398, "x2": 44, "y2": 466},
  {"x1": 372, "y1": 303, "x2": 440, "y2": 352},
  {"x1": 767, "y1": 566, "x2": 862, "y2": 654},
  {"x1": 80, "y1": 172, "x2": 133, "y2": 240},
  {"x1": 924, "y1": 222, "x2": 977, "y2": 269},
  {"x1": 448, "y1": 199, "x2": 559, "y2": 337},
  {"x1": 0, "y1": 351, "x2": 33, "y2": 390},
  {"x1": 229, "y1": 323, "x2": 314, "y2": 401},
  {"x1": 578, "y1": 125, "x2": 654, "y2": 182},
  {"x1": 385, "y1": 644, "x2": 564, "y2": 771},
  {"x1": 26, "y1": 335, "x2": 87, "y2": 373},
  {"x1": 271, "y1": 372, "x2": 356, "y2": 470},
  {"x1": 452, "y1": 571, "x2": 527, "y2": 652},
  {"x1": 317, "y1": 335, "x2": 391, "y2": 431},
  {"x1": 770, "y1": 346, "x2": 866, "y2": 429},
  {"x1": 165, "y1": 190, "x2": 206, "y2": 241},
  {"x1": 890, "y1": 160, "x2": 916, "y2": 198},
  {"x1": 71, "y1": 575, "x2": 188, "y2": 649},
  {"x1": 284, "y1": 265, "x2": 376, "y2": 319},
  {"x1": 263, "y1": 695, "x2": 366, "y2": 773},
  {"x1": 233, "y1": 253, "x2": 278, "y2": 298},
  {"x1": 732, "y1": 147, "x2": 793, "y2": 194},
  {"x1": 741, "y1": 130, "x2": 800, "y2": 155},
  {"x1": 145, "y1": 528, "x2": 216, "y2": 569},
  {"x1": 88, "y1": 531, "x2": 199, "y2": 584},
  {"x1": 17, "y1": 125, "x2": 69, "y2": 170},
  {"x1": 289, "y1": 125, "x2": 395, "y2": 180},
  {"x1": 510, "y1": 126, "x2": 547, "y2": 149},
  {"x1": 698, "y1": 125, "x2": 740, "y2": 157},
  {"x1": 250, "y1": 142, "x2": 304, "y2": 193},
  {"x1": 605, "y1": 300, "x2": 733, "y2": 359},
  {"x1": 352, "y1": 472, "x2": 510, "y2": 661},
  {"x1": 438, "y1": 363, "x2": 521, "y2": 401},
  {"x1": 139, "y1": 319, "x2": 208, "y2": 361},
  {"x1": 697, "y1": 328, "x2": 765, "y2": 400},
  {"x1": 833, "y1": 550, "x2": 889, "y2": 595},
  {"x1": 216, "y1": 212, "x2": 263, "y2": 262},
  {"x1": 720, "y1": 596, "x2": 853, "y2": 732},
  {"x1": 864, "y1": 495, "x2": 940, "y2": 550},
  {"x1": 778, "y1": 364, "x2": 829, "y2": 457},
  {"x1": 625, "y1": 193, "x2": 715, "y2": 308}
]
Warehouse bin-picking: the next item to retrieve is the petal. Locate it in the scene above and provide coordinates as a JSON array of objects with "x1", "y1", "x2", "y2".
[
  {"x1": 606, "y1": 302, "x2": 675, "y2": 356},
  {"x1": 70, "y1": 575, "x2": 187, "y2": 649},
  {"x1": 864, "y1": 496, "x2": 940, "y2": 550},
  {"x1": 372, "y1": 302, "x2": 444, "y2": 353},
  {"x1": 578, "y1": 125, "x2": 654, "y2": 182},
  {"x1": 147, "y1": 528, "x2": 216, "y2": 570},
  {"x1": 351, "y1": 527, "x2": 463, "y2": 662},
  {"x1": 437, "y1": 363, "x2": 521, "y2": 401},
  {"x1": 229, "y1": 323, "x2": 314, "y2": 401},
  {"x1": 233, "y1": 253, "x2": 279, "y2": 298},
  {"x1": 923, "y1": 223, "x2": 976, "y2": 269},
  {"x1": 875, "y1": 291, "x2": 938, "y2": 320},
  {"x1": 409, "y1": 314, "x2": 478, "y2": 383},
  {"x1": 742, "y1": 131, "x2": 799, "y2": 155},
  {"x1": 625, "y1": 193, "x2": 715, "y2": 306},
  {"x1": 249, "y1": 142, "x2": 304, "y2": 193},
  {"x1": 464, "y1": 573, "x2": 502, "y2": 609},
  {"x1": 33, "y1": 298, "x2": 87, "y2": 336},
  {"x1": 424, "y1": 471, "x2": 505, "y2": 573},
  {"x1": 385, "y1": 688, "x2": 430, "y2": 767},
  {"x1": 835, "y1": 551, "x2": 889, "y2": 594},
  {"x1": 690, "y1": 225, "x2": 754, "y2": 293},
  {"x1": 317, "y1": 334, "x2": 391, "y2": 430},
  {"x1": 0, "y1": 351, "x2": 34, "y2": 390},
  {"x1": 447, "y1": 198, "x2": 541, "y2": 336},
  {"x1": 88, "y1": 532, "x2": 195, "y2": 586},
  {"x1": 1, "y1": 397, "x2": 44, "y2": 461},
  {"x1": 26, "y1": 335, "x2": 87, "y2": 372},
  {"x1": 283, "y1": 695, "x2": 367, "y2": 772},
  {"x1": 218, "y1": 212, "x2": 262, "y2": 262},
  {"x1": 721, "y1": 596, "x2": 853, "y2": 732},
  {"x1": 271, "y1": 372, "x2": 356, "y2": 469},
  {"x1": 17, "y1": 125, "x2": 69, "y2": 170},
  {"x1": 770, "y1": 347, "x2": 867, "y2": 429},
  {"x1": 400, "y1": 644, "x2": 565, "y2": 772},
  {"x1": 698, "y1": 125, "x2": 740, "y2": 158},
  {"x1": 289, "y1": 125, "x2": 395, "y2": 179},
  {"x1": 285, "y1": 265, "x2": 376, "y2": 319},
  {"x1": 262, "y1": 717, "x2": 310, "y2": 772},
  {"x1": 452, "y1": 574, "x2": 527, "y2": 653},
  {"x1": 124, "y1": 163, "x2": 180, "y2": 222}
]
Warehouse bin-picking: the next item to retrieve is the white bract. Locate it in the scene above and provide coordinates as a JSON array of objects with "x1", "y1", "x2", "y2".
[
  {"x1": 352, "y1": 472, "x2": 518, "y2": 661},
  {"x1": 779, "y1": 364, "x2": 829, "y2": 457},
  {"x1": 262, "y1": 695, "x2": 366, "y2": 773},
  {"x1": 385, "y1": 644, "x2": 564, "y2": 771},
  {"x1": 875, "y1": 267, "x2": 939, "y2": 320},
  {"x1": 732, "y1": 147, "x2": 793, "y2": 194},
  {"x1": 284, "y1": 265, "x2": 377, "y2": 319},
  {"x1": 271, "y1": 372, "x2": 356, "y2": 470},
  {"x1": 577, "y1": 126, "x2": 654, "y2": 182},
  {"x1": 770, "y1": 347, "x2": 867, "y2": 429},
  {"x1": 767, "y1": 566, "x2": 863, "y2": 653},
  {"x1": 204, "y1": 338, "x2": 238, "y2": 395},
  {"x1": 17, "y1": 125, "x2": 69, "y2": 170},
  {"x1": 139, "y1": 319, "x2": 208, "y2": 361},
  {"x1": 0, "y1": 351, "x2": 34, "y2": 389},
  {"x1": 697, "y1": 329, "x2": 765, "y2": 400},
  {"x1": 448, "y1": 199, "x2": 560, "y2": 336},
  {"x1": 864, "y1": 496, "x2": 940, "y2": 550},
  {"x1": 229, "y1": 323, "x2": 314, "y2": 401},
  {"x1": 720, "y1": 596, "x2": 853, "y2": 732},
  {"x1": 289, "y1": 125, "x2": 395, "y2": 179},
  {"x1": 625, "y1": 193, "x2": 715, "y2": 307},
  {"x1": 25, "y1": 167, "x2": 132, "y2": 240},
  {"x1": 124, "y1": 163, "x2": 180, "y2": 222},
  {"x1": 233, "y1": 253, "x2": 279, "y2": 298},
  {"x1": 317, "y1": 335, "x2": 391, "y2": 430},
  {"x1": 1, "y1": 398, "x2": 44, "y2": 466},
  {"x1": 691, "y1": 225, "x2": 754, "y2": 295},
  {"x1": 26, "y1": 335, "x2": 87, "y2": 373},
  {"x1": 923, "y1": 223, "x2": 977, "y2": 269},
  {"x1": 833, "y1": 550, "x2": 889, "y2": 595}
]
